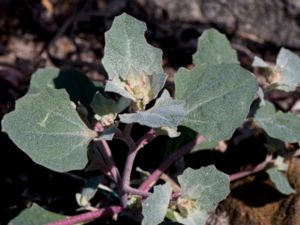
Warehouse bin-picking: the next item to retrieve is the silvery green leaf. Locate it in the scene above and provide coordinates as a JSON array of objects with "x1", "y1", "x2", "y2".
[
  {"x1": 119, "y1": 90, "x2": 186, "y2": 128},
  {"x1": 9, "y1": 204, "x2": 65, "y2": 225},
  {"x1": 29, "y1": 68, "x2": 97, "y2": 111},
  {"x1": 176, "y1": 28, "x2": 257, "y2": 141},
  {"x1": 178, "y1": 165, "x2": 230, "y2": 212},
  {"x1": 90, "y1": 91, "x2": 130, "y2": 116},
  {"x1": 254, "y1": 101, "x2": 300, "y2": 143},
  {"x1": 252, "y1": 49, "x2": 300, "y2": 92},
  {"x1": 275, "y1": 48, "x2": 300, "y2": 92},
  {"x1": 105, "y1": 79, "x2": 135, "y2": 100},
  {"x1": 267, "y1": 168, "x2": 295, "y2": 195},
  {"x1": 102, "y1": 13, "x2": 167, "y2": 104},
  {"x1": 173, "y1": 166, "x2": 229, "y2": 225},
  {"x1": 142, "y1": 182, "x2": 172, "y2": 225},
  {"x1": 28, "y1": 67, "x2": 58, "y2": 93},
  {"x1": 252, "y1": 56, "x2": 269, "y2": 68},
  {"x1": 174, "y1": 210, "x2": 208, "y2": 225},
  {"x1": 102, "y1": 13, "x2": 165, "y2": 81},
  {"x1": 193, "y1": 29, "x2": 238, "y2": 69},
  {"x1": 175, "y1": 64, "x2": 258, "y2": 141},
  {"x1": 2, "y1": 88, "x2": 97, "y2": 172}
]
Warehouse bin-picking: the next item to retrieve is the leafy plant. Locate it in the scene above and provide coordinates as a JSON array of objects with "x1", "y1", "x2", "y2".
[{"x1": 3, "y1": 12, "x2": 300, "y2": 225}]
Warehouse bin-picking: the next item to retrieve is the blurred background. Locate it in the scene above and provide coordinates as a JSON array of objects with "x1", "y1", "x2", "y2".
[
  {"x1": 1, "y1": 1, "x2": 300, "y2": 225},
  {"x1": 1, "y1": 0, "x2": 300, "y2": 115}
]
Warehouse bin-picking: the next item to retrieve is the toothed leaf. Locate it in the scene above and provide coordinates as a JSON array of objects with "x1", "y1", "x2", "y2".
[
  {"x1": 102, "y1": 13, "x2": 167, "y2": 108},
  {"x1": 193, "y1": 29, "x2": 238, "y2": 68},
  {"x1": 254, "y1": 101, "x2": 300, "y2": 143},
  {"x1": 119, "y1": 90, "x2": 186, "y2": 129},
  {"x1": 142, "y1": 183, "x2": 172, "y2": 225},
  {"x1": 275, "y1": 48, "x2": 300, "y2": 92},
  {"x1": 175, "y1": 64, "x2": 257, "y2": 141},
  {"x1": 9, "y1": 204, "x2": 65, "y2": 225},
  {"x1": 3, "y1": 88, "x2": 96, "y2": 172}
]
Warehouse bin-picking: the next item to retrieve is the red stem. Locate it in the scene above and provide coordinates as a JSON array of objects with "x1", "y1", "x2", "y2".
[
  {"x1": 138, "y1": 135, "x2": 206, "y2": 192},
  {"x1": 121, "y1": 128, "x2": 157, "y2": 206},
  {"x1": 229, "y1": 155, "x2": 273, "y2": 181},
  {"x1": 123, "y1": 186, "x2": 151, "y2": 197},
  {"x1": 93, "y1": 122, "x2": 121, "y2": 183},
  {"x1": 46, "y1": 206, "x2": 123, "y2": 225},
  {"x1": 48, "y1": 138, "x2": 293, "y2": 225}
]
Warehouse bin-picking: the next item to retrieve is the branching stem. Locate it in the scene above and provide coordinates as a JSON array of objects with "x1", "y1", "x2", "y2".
[
  {"x1": 120, "y1": 128, "x2": 157, "y2": 206},
  {"x1": 123, "y1": 186, "x2": 151, "y2": 197},
  {"x1": 115, "y1": 128, "x2": 135, "y2": 150},
  {"x1": 138, "y1": 134, "x2": 206, "y2": 192},
  {"x1": 229, "y1": 148, "x2": 300, "y2": 181},
  {"x1": 50, "y1": 135, "x2": 300, "y2": 225}
]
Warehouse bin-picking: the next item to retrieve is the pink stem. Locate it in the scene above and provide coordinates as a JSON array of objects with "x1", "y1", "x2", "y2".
[
  {"x1": 229, "y1": 155, "x2": 273, "y2": 181},
  {"x1": 123, "y1": 186, "x2": 151, "y2": 197},
  {"x1": 138, "y1": 135, "x2": 206, "y2": 192},
  {"x1": 93, "y1": 122, "x2": 121, "y2": 183},
  {"x1": 121, "y1": 128, "x2": 157, "y2": 206},
  {"x1": 46, "y1": 206, "x2": 123, "y2": 225}
]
